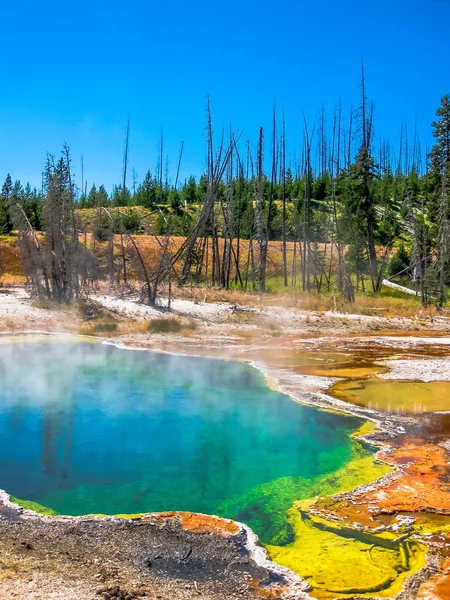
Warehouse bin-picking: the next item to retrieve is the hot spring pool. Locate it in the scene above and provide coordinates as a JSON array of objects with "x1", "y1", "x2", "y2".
[{"x1": 0, "y1": 337, "x2": 375, "y2": 545}]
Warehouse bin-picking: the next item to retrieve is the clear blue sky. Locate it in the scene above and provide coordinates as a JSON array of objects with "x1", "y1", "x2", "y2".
[{"x1": 0, "y1": 0, "x2": 449, "y2": 193}]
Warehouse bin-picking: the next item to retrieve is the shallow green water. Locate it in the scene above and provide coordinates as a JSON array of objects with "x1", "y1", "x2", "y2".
[{"x1": 0, "y1": 339, "x2": 373, "y2": 542}]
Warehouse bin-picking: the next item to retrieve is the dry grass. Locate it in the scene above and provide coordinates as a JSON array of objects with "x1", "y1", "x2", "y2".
[
  {"x1": 0, "y1": 233, "x2": 443, "y2": 321},
  {"x1": 233, "y1": 328, "x2": 257, "y2": 339},
  {"x1": 0, "y1": 236, "x2": 25, "y2": 286},
  {"x1": 147, "y1": 317, "x2": 184, "y2": 334}
]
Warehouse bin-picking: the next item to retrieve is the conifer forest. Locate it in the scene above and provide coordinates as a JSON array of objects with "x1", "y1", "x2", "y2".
[{"x1": 1, "y1": 78, "x2": 450, "y2": 309}]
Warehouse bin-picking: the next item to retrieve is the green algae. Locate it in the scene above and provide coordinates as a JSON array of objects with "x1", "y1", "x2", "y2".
[
  {"x1": 401, "y1": 513, "x2": 450, "y2": 537},
  {"x1": 351, "y1": 419, "x2": 378, "y2": 438},
  {"x1": 331, "y1": 378, "x2": 450, "y2": 413},
  {"x1": 10, "y1": 496, "x2": 59, "y2": 516},
  {"x1": 218, "y1": 436, "x2": 429, "y2": 599},
  {"x1": 249, "y1": 423, "x2": 428, "y2": 598},
  {"x1": 218, "y1": 441, "x2": 391, "y2": 546}
]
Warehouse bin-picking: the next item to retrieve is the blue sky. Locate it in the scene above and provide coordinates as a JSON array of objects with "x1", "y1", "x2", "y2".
[{"x1": 0, "y1": 0, "x2": 449, "y2": 193}]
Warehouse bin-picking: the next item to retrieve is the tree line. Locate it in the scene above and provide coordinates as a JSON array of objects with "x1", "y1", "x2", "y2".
[{"x1": 1, "y1": 77, "x2": 449, "y2": 307}]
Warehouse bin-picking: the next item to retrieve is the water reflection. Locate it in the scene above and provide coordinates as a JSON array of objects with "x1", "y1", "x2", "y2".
[
  {"x1": 330, "y1": 378, "x2": 450, "y2": 414},
  {"x1": 0, "y1": 340, "x2": 365, "y2": 517}
]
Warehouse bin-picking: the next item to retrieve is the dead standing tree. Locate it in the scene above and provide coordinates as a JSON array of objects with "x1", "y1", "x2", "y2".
[
  {"x1": 7, "y1": 197, "x2": 50, "y2": 298},
  {"x1": 302, "y1": 115, "x2": 314, "y2": 291},
  {"x1": 95, "y1": 206, "x2": 154, "y2": 304},
  {"x1": 9, "y1": 148, "x2": 88, "y2": 302},
  {"x1": 172, "y1": 99, "x2": 235, "y2": 286},
  {"x1": 119, "y1": 116, "x2": 131, "y2": 287},
  {"x1": 42, "y1": 151, "x2": 82, "y2": 302},
  {"x1": 244, "y1": 141, "x2": 257, "y2": 290},
  {"x1": 255, "y1": 126, "x2": 267, "y2": 291},
  {"x1": 281, "y1": 111, "x2": 288, "y2": 287}
]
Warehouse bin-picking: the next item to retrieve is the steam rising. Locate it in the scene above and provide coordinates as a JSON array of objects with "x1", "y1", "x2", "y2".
[{"x1": 0, "y1": 337, "x2": 362, "y2": 517}]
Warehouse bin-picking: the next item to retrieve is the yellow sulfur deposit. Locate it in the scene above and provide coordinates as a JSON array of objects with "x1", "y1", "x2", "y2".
[
  {"x1": 267, "y1": 507, "x2": 427, "y2": 598},
  {"x1": 330, "y1": 378, "x2": 450, "y2": 413},
  {"x1": 266, "y1": 444, "x2": 428, "y2": 598}
]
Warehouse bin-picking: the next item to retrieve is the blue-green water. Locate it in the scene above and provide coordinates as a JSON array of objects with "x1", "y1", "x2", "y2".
[{"x1": 0, "y1": 339, "x2": 371, "y2": 540}]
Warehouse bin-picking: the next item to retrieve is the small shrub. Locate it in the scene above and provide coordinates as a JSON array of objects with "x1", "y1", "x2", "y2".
[
  {"x1": 78, "y1": 300, "x2": 113, "y2": 322},
  {"x1": 266, "y1": 320, "x2": 282, "y2": 334},
  {"x1": 31, "y1": 300, "x2": 53, "y2": 310},
  {"x1": 387, "y1": 242, "x2": 410, "y2": 278},
  {"x1": 31, "y1": 299, "x2": 71, "y2": 311},
  {"x1": 119, "y1": 209, "x2": 143, "y2": 233},
  {"x1": 78, "y1": 326, "x2": 94, "y2": 336},
  {"x1": 183, "y1": 319, "x2": 198, "y2": 331},
  {"x1": 93, "y1": 322, "x2": 118, "y2": 333},
  {"x1": 148, "y1": 318, "x2": 183, "y2": 333}
]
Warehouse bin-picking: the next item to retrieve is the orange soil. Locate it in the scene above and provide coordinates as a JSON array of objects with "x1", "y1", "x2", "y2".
[
  {"x1": 157, "y1": 511, "x2": 240, "y2": 537},
  {"x1": 368, "y1": 440, "x2": 450, "y2": 512},
  {"x1": 417, "y1": 554, "x2": 450, "y2": 599},
  {"x1": 310, "y1": 435, "x2": 450, "y2": 598}
]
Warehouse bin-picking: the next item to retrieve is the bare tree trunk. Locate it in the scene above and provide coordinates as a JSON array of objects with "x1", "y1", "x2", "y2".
[
  {"x1": 256, "y1": 126, "x2": 267, "y2": 291},
  {"x1": 281, "y1": 112, "x2": 288, "y2": 287}
]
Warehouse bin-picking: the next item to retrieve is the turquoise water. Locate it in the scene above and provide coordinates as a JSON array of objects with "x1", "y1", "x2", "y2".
[{"x1": 0, "y1": 339, "x2": 370, "y2": 535}]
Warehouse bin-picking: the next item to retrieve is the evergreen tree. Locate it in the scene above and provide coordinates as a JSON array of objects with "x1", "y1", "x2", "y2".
[
  {"x1": 0, "y1": 174, "x2": 13, "y2": 234},
  {"x1": 387, "y1": 242, "x2": 410, "y2": 278},
  {"x1": 182, "y1": 176, "x2": 198, "y2": 205},
  {"x1": 337, "y1": 147, "x2": 379, "y2": 290},
  {"x1": 136, "y1": 170, "x2": 158, "y2": 209},
  {"x1": 97, "y1": 185, "x2": 109, "y2": 207},
  {"x1": 437, "y1": 176, "x2": 450, "y2": 307},
  {"x1": 430, "y1": 94, "x2": 450, "y2": 174},
  {"x1": 429, "y1": 95, "x2": 450, "y2": 305},
  {"x1": 86, "y1": 184, "x2": 98, "y2": 208},
  {"x1": 22, "y1": 184, "x2": 43, "y2": 230},
  {"x1": 168, "y1": 189, "x2": 183, "y2": 215},
  {"x1": 112, "y1": 185, "x2": 131, "y2": 206}
]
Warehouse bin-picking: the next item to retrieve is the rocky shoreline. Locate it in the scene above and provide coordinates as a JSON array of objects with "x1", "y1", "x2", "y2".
[{"x1": 0, "y1": 489, "x2": 312, "y2": 600}]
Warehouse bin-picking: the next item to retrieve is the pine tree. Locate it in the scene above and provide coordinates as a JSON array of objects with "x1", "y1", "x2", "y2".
[
  {"x1": 97, "y1": 185, "x2": 109, "y2": 207},
  {"x1": 136, "y1": 170, "x2": 158, "y2": 209},
  {"x1": 86, "y1": 184, "x2": 98, "y2": 208},
  {"x1": 438, "y1": 176, "x2": 450, "y2": 307},
  {"x1": 430, "y1": 94, "x2": 450, "y2": 174},
  {"x1": 430, "y1": 95, "x2": 450, "y2": 306},
  {"x1": 0, "y1": 174, "x2": 13, "y2": 234},
  {"x1": 182, "y1": 176, "x2": 198, "y2": 205},
  {"x1": 112, "y1": 185, "x2": 131, "y2": 206}
]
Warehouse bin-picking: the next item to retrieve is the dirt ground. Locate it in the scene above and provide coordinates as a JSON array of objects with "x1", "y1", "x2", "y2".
[
  {"x1": 0, "y1": 501, "x2": 310, "y2": 600},
  {"x1": 1, "y1": 285, "x2": 450, "y2": 340}
]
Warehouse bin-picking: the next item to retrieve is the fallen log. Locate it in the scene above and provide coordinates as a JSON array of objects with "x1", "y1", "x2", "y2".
[{"x1": 382, "y1": 279, "x2": 417, "y2": 296}]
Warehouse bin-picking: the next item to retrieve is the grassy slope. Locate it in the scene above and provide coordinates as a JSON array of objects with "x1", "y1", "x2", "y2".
[{"x1": 0, "y1": 232, "x2": 440, "y2": 320}]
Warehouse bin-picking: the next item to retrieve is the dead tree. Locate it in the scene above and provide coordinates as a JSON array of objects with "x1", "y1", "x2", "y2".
[
  {"x1": 9, "y1": 147, "x2": 89, "y2": 303},
  {"x1": 119, "y1": 117, "x2": 131, "y2": 286},
  {"x1": 172, "y1": 98, "x2": 234, "y2": 286},
  {"x1": 7, "y1": 197, "x2": 50, "y2": 298},
  {"x1": 42, "y1": 155, "x2": 75, "y2": 302},
  {"x1": 255, "y1": 126, "x2": 267, "y2": 291},
  {"x1": 281, "y1": 111, "x2": 288, "y2": 287},
  {"x1": 302, "y1": 115, "x2": 314, "y2": 292}
]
